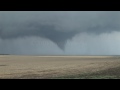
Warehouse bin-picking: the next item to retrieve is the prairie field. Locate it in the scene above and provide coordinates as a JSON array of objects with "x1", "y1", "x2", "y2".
[{"x1": 0, "y1": 55, "x2": 120, "y2": 79}]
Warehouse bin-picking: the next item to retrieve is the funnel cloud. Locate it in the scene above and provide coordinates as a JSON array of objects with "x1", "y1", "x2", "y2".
[{"x1": 0, "y1": 11, "x2": 120, "y2": 55}]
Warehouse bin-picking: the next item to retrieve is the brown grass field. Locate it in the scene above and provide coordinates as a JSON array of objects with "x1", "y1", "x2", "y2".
[{"x1": 0, "y1": 55, "x2": 120, "y2": 79}]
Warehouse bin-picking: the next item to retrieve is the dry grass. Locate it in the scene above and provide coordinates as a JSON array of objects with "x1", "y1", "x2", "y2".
[{"x1": 0, "y1": 55, "x2": 120, "y2": 79}]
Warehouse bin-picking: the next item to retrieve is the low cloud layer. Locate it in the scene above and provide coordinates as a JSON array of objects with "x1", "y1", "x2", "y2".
[{"x1": 0, "y1": 11, "x2": 120, "y2": 55}]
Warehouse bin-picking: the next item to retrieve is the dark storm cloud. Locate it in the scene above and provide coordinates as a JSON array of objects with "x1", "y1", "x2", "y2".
[
  {"x1": 0, "y1": 21, "x2": 78, "y2": 50},
  {"x1": 0, "y1": 11, "x2": 120, "y2": 55}
]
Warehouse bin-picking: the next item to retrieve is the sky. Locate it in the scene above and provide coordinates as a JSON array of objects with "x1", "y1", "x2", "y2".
[{"x1": 0, "y1": 11, "x2": 120, "y2": 55}]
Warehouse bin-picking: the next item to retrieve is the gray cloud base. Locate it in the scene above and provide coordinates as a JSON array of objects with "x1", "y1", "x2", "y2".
[{"x1": 0, "y1": 11, "x2": 120, "y2": 55}]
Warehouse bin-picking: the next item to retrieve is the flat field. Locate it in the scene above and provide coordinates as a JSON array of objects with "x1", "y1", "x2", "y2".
[{"x1": 0, "y1": 55, "x2": 120, "y2": 79}]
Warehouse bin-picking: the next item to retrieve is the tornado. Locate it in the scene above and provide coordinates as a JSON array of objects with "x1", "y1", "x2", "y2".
[{"x1": 0, "y1": 11, "x2": 120, "y2": 55}]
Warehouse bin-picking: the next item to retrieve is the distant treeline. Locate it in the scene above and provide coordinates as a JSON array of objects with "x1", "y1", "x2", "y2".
[{"x1": 0, "y1": 54, "x2": 10, "y2": 55}]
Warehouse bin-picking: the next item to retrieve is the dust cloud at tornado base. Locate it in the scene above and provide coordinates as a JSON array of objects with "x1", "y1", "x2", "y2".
[{"x1": 0, "y1": 11, "x2": 120, "y2": 55}]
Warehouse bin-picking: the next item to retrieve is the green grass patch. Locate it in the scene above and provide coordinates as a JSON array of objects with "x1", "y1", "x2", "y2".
[{"x1": 53, "y1": 66, "x2": 120, "y2": 79}]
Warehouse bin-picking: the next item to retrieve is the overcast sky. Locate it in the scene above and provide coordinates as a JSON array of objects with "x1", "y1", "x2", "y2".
[{"x1": 0, "y1": 11, "x2": 120, "y2": 55}]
